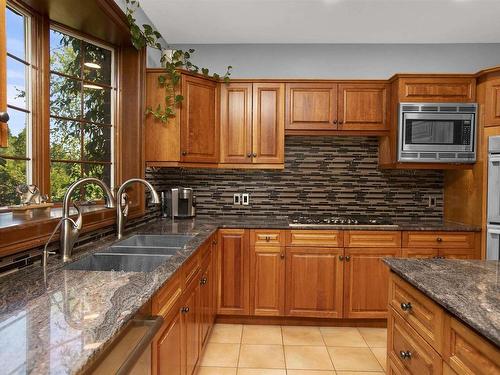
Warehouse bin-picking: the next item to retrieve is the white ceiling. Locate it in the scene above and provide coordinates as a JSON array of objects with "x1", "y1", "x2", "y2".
[{"x1": 139, "y1": 0, "x2": 500, "y2": 44}]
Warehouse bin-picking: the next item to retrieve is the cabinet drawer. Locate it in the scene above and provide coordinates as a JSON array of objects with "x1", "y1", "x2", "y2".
[
  {"x1": 444, "y1": 316, "x2": 500, "y2": 375},
  {"x1": 152, "y1": 272, "x2": 182, "y2": 318},
  {"x1": 286, "y1": 230, "x2": 343, "y2": 247},
  {"x1": 251, "y1": 229, "x2": 284, "y2": 247},
  {"x1": 345, "y1": 231, "x2": 401, "y2": 247},
  {"x1": 388, "y1": 307, "x2": 443, "y2": 375},
  {"x1": 389, "y1": 273, "x2": 444, "y2": 354},
  {"x1": 403, "y1": 232, "x2": 475, "y2": 249}
]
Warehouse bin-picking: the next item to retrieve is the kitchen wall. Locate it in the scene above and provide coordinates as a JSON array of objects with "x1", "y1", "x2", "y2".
[
  {"x1": 147, "y1": 137, "x2": 444, "y2": 221},
  {"x1": 168, "y1": 44, "x2": 500, "y2": 78}
]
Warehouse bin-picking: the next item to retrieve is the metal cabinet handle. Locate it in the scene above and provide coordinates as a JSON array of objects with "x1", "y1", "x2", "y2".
[
  {"x1": 181, "y1": 151, "x2": 187, "y2": 156},
  {"x1": 333, "y1": 120, "x2": 338, "y2": 124},
  {"x1": 436, "y1": 237, "x2": 443, "y2": 243},
  {"x1": 280, "y1": 253, "x2": 285, "y2": 259},
  {"x1": 399, "y1": 350, "x2": 412, "y2": 360},
  {"x1": 265, "y1": 236, "x2": 270, "y2": 242},
  {"x1": 247, "y1": 153, "x2": 252, "y2": 157},
  {"x1": 400, "y1": 302, "x2": 412, "y2": 311},
  {"x1": 339, "y1": 120, "x2": 344, "y2": 124},
  {"x1": 339, "y1": 255, "x2": 344, "y2": 261},
  {"x1": 200, "y1": 277, "x2": 208, "y2": 285},
  {"x1": 181, "y1": 306, "x2": 190, "y2": 314},
  {"x1": 0, "y1": 112, "x2": 10, "y2": 122},
  {"x1": 345, "y1": 255, "x2": 351, "y2": 261},
  {"x1": 252, "y1": 152, "x2": 257, "y2": 157}
]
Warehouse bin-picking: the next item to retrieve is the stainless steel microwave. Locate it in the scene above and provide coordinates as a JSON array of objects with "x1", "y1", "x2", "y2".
[{"x1": 398, "y1": 103, "x2": 477, "y2": 163}]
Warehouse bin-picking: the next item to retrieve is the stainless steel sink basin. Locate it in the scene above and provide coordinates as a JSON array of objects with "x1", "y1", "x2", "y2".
[
  {"x1": 101, "y1": 246, "x2": 181, "y2": 256},
  {"x1": 65, "y1": 253, "x2": 170, "y2": 272},
  {"x1": 112, "y1": 234, "x2": 195, "y2": 248}
]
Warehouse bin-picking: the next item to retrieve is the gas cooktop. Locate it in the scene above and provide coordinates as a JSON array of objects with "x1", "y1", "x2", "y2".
[{"x1": 288, "y1": 215, "x2": 398, "y2": 228}]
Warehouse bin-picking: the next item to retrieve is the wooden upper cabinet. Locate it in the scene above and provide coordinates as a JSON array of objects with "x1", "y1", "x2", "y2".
[
  {"x1": 338, "y1": 83, "x2": 390, "y2": 131},
  {"x1": 220, "y1": 82, "x2": 253, "y2": 163},
  {"x1": 145, "y1": 71, "x2": 181, "y2": 162},
  {"x1": 285, "y1": 83, "x2": 338, "y2": 130},
  {"x1": 484, "y1": 78, "x2": 500, "y2": 127},
  {"x1": 252, "y1": 83, "x2": 284, "y2": 164},
  {"x1": 217, "y1": 229, "x2": 250, "y2": 315},
  {"x1": 0, "y1": 1, "x2": 7, "y2": 148},
  {"x1": 397, "y1": 77, "x2": 476, "y2": 103},
  {"x1": 180, "y1": 74, "x2": 219, "y2": 163}
]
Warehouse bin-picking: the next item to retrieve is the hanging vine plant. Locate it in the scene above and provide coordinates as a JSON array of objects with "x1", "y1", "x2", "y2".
[{"x1": 125, "y1": 0, "x2": 232, "y2": 123}]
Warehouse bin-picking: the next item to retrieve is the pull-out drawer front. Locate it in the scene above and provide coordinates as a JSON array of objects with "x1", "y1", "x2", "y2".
[
  {"x1": 444, "y1": 317, "x2": 500, "y2": 375},
  {"x1": 403, "y1": 232, "x2": 476, "y2": 249},
  {"x1": 389, "y1": 307, "x2": 443, "y2": 375},
  {"x1": 252, "y1": 229, "x2": 285, "y2": 247},
  {"x1": 287, "y1": 230, "x2": 343, "y2": 247},
  {"x1": 389, "y1": 273, "x2": 444, "y2": 353},
  {"x1": 152, "y1": 272, "x2": 183, "y2": 318},
  {"x1": 345, "y1": 231, "x2": 401, "y2": 247}
]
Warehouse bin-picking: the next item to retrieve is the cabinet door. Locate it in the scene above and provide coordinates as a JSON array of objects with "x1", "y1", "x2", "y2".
[
  {"x1": 199, "y1": 253, "x2": 212, "y2": 347},
  {"x1": 250, "y1": 246, "x2": 285, "y2": 316},
  {"x1": 153, "y1": 311, "x2": 182, "y2": 375},
  {"x1": 220, "y1": 82, "x2": 253, "y2": 163},
  {"x1": 285, "y1": 246, "x2": 343, "y2": 318},
  {"x1": 180, "y1": 74, "x2": 218, "y2": 163},
  {"x1": 397, "y1": 77, "x2": 476, "y2": 103},
  {"x1": 181, "y1": 281, "x2": 200, "y2": 375},
  {"x1": 217, "y1": 229, "x2": 250, "y2": 315},
  {"x1": 285, "y1": 83, "x2": 338, "y2": 130},
  {"x1": 252, "y1": 83, "x2": 284, "y2": 164},
  {"x1": 338, "y1": 83, "x2": 389, "y2": 131},
  {"x1": 343, "y1": 247, "x2": 400, "y2": 318},
  {"x1": 0, "y1": 1, "x2": 7, "y2": 148},
  {"x1": 484, "y1": 78, "x2": 500, "y2": 127}
]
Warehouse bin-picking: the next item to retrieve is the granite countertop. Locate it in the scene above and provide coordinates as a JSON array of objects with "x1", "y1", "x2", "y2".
[
  {"x1": 0, "y1": 216, "x2": 482, "y2": 374},
  {"x1": 384, "y1": 258, "x2": 500, "y2": 347}
]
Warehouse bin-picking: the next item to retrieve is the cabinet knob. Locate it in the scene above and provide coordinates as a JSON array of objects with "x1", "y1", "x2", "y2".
[
  {"x1": 265, "y1": 236, "x2": 270, "y2": 242},
  {"x1": 0, "y1": 112, "x2": 10, "y2": 123},
  {"x1": 399, "y1": 350, "x2": 412, "y2": 360},
  {"x1": 333, "y1": 120, "x2": 338, "y2": 124},
  {"x1": 200, "y1": 277, "x2": 208, "y2": 285},
  {"x1": 345, "y1": 255, "x2": 351, "y2": 262},
  {"x1": 400, "y1": 302, "x2": 412, "y2": 311},
  {"x1": 182, "y1": 151, "x2": 187, "y2": 156},
  {"x1": 339, "y1": 255, "x2": 344, "y2": 261},
  {"x1": 436, "y1": 237, "x2": 443, "y2": 243},
  {"x1": 339, "y1": 121, "x2": 344, "y2": 125},
  {"x1": 252, "y1": 152, "x2": 257, "y2": 157},
  {"x1": 280, "y1": 253, "x2": 285, "y2": 259},
  {"x1": 181, "y1": 306, "x2": 190, "y2": 314}
]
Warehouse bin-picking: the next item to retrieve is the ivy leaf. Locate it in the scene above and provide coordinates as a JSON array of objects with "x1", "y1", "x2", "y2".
[
  {"x1": 174, "y1": 95, "x2": 184, "y2": 103},
  {"x1": 189, "y1": 48, "x2": 195, "y2": 53},
  {"x1": 201, "y1": 68, "x2": 209, "y2": 76},
  {"x1": 212, "y1": 73, "x2": 220, "y2": 80}
]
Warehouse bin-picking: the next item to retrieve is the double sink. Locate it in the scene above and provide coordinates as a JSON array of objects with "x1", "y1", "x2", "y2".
[{"x1": 65, "y1": 234, "x2": 196, "y2": 273}]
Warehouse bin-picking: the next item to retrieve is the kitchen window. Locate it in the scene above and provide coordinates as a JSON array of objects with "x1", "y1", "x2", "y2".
[
  {"x1": 0, "y1": 4, "x2": 32, "y2": 206},
  {"x1": 49, "y1": 27, "x2": 115, "y2": 201}
]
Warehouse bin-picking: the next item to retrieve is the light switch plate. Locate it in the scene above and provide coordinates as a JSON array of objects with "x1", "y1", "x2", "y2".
[
  {"x1": 242, "y1": 193, "x2": 250, "y2": 205},
  {"x1": 233, "y1": 194, "x2": 241, "y2": 205}
]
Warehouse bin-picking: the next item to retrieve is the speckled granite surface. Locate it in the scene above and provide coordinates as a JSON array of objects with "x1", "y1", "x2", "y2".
[
  {"x1": 384, "y1": 258, "x2": 500, "y2": 347},
  {"x1": 0, "y1": 216, "x2": 482, "y2": 374}
]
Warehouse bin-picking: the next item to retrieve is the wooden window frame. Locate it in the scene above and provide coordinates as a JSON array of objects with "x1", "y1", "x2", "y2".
[{"x1": 0, "y1": 0, "x2": 146, "y2": 258}]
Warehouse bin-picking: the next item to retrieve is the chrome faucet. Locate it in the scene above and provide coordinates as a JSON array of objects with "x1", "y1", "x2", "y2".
[
  {"x1": 61, "y1": 178, "x2": 115, "y2": 262},
  {"x1": 116, "y1": 178, "x2": 160, "y2": 239}
]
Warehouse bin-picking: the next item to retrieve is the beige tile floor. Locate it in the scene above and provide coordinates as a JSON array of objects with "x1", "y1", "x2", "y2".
[{"x1": 198, "y1": 324, "x2": 387, "y2": 375}]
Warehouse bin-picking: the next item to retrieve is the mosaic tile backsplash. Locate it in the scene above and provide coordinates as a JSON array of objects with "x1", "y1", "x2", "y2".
[{"x1": 146, "y1": 137, "x2": 444, "y2": 221}]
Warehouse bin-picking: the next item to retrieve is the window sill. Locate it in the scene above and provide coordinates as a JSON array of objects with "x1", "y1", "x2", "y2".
[{"x1": 0, "y1": 205, "x2": 144, "y2": 258}]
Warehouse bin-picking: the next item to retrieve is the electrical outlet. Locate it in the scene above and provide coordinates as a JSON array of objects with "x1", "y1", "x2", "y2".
[
  {"x1": 427, "y1": 195, "x2": 437, "y2": 208},
  {"x1": 233, "y1": 194, "x2": 242, "y2": 205},
  {"x1": 242, "y1": 193, "x2": 250, "y2": 206}
]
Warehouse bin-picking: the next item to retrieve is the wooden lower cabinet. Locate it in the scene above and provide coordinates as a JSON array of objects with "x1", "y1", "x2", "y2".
[
  {"x1": 250, "y1": 245, "x2": 285, "y2": 316},
  {"x1": 153, "y1": 309, "x2": 183, "y2": 375},
  {"x1": 217, "y1": 229, "x2": 250, "y2": 315},
  {"x1": 388, "y1": 273, "x2": 500, "y2": 375},
  {"x1": 343, "y1": 247, "x2": 400, "y2": 318},
  {"x1": 285, "y1": 246, "x2": 343, "y2": 318}
]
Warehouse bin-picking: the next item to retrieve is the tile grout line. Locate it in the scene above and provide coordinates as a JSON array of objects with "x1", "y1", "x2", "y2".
[{"x1": 319, "y1": 325, "x2": 337, "y2": 373}]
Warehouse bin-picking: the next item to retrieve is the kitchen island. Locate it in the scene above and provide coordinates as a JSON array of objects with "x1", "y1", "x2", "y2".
[{"x1": 384, "y1": 258, "x2": 499, "y2": 374}]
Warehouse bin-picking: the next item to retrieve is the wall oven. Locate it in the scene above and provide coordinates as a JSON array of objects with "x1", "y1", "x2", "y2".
[{"x1": 398, "y1": 103, "x2": 477, "y2": 163}]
